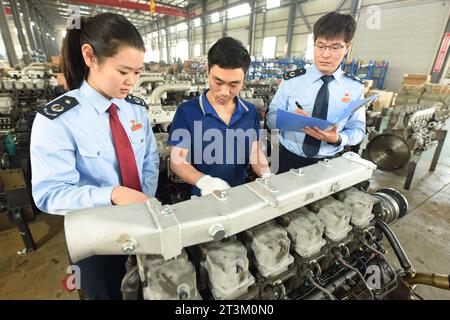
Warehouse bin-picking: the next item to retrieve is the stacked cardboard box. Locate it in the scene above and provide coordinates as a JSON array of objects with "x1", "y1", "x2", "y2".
[
  {"x1": 51, "y1": 56, "x2": 61, "y2": 67},
  {"x1": 402, "y1": 74, "x2": 431, "y2": 86},
  {"x1": 363, "y1": 80, "x2": 374, "y2": 96},
  {"x1": 369, "y1": 89, "x2": 396, "y2": 111}
]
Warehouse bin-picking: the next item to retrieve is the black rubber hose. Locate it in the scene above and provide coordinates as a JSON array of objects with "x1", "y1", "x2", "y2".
[{"x1": 375, "y1": 219, "x2": 413, "y2": 272}]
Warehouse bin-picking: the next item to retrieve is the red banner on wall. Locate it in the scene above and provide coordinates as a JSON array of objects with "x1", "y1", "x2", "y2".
[{"x1": 433, "y1": 32, "x2": 450, "y2": 73}]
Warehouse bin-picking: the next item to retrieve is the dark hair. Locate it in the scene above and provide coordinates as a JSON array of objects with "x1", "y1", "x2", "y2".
[
  {"x1": 313, "y1": 12, "x2": 357, "y2": 43},
  {"x1": 61, "y1": 13, "x2": 145, "y2": 90},
  {"x1": 208, "y1": 37, "x2": 251, "y2": 74}
]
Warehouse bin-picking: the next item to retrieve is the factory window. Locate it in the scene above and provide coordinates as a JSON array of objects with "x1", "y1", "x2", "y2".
[
  {"x1": 227, "y1": 3, "x2": 251, "y2": 19},
  {"x1": 266, "y1": 0, "x2": 281, "y2": 9},
  {"x1": 170, "y1": 26, "x2": 175, "y2": 33},
  {"x1": 194, "y1": 18, "x2": 201, "y2": 27},
  {"x1": 176, "y1": 40, "x2": 189, "y2": 61},
  {"x1": 171, "y1": 46, "x2": 176, "y2": 62},
  {"x1": 176, "y1": 22, "x2": 187, "y2": 32},
  {"x1": 305, "y1": 33, "x2": 314, "y2": 60},
  {"x1": 145, "y1": 49, "x2": 159, "y2": 62},
  {"x1": 153, "y1": 50, "x2": 160, "y2": 62},
  {"x1": 194, "y1": 43, "x2": 201, "y2": 57},
  {"x1": 210, "y1": 12, "x2": 220, "y2": 23},
  {"x1": 262, "y1": 36, "x2": 277, "y2": 58}
]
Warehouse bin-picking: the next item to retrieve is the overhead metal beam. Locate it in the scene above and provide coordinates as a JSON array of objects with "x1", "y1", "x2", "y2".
[
  {"x1": 19, "y1": 0, "x2": 37, "y2": 53},
  {"x1": 222, "y1": 0, "x2": 227, "y2": 38},
  {"x1": 28, "y1": 2, "x2": 43, "y2": 54},
  {"x1": 186, "y1": 7, "x2": 193, "y2": 59},
  {"x1": 67, "y1": 0, "x2": 191, "y2": 18},
  {"x1": 35, "y1": 11, "x2": 51, "y2": 59},
  {"x1": 259, "y1": 8, "x2": 266, "y2": 56},
  {"x1": 286, "y1": 0, "x2": 297, "y2": 58},
  {"x1": 350, "y1": 0, "x2": 361, "y2": 20},
  {"x1": 201, "y1": 0, "x2": 207, "y2": 55},
  {"x1": 165, "y1": 17, "x2": 171, "y2": 63},
  {"x1": 10, "y1": 0, "x2": 31, "y2": 64},
  {"x1": 336, "y1": 0, "x2": 347, "y2": 11},
  {"x1": 157, "y1": 21, "x2": 163, "y2": 62},
  {"x1": 296, "y1": 3, "x2": 311, "y2": 33},
  {"x1": 0, "y1": 0, "x2": 19, "y2": 67},
  {"x1": 248, "y1": 0, "x2": 256, "y2": 56}
]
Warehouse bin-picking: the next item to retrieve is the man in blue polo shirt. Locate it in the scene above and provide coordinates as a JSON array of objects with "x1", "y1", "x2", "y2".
[{"x1": 168, "y1": 37, "x2": 270, "y2": 196}]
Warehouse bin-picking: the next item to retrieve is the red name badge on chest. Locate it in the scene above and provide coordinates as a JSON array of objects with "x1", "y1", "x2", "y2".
[{"x1": 131, "y1": 120, "x2": 143, "y2": 131}]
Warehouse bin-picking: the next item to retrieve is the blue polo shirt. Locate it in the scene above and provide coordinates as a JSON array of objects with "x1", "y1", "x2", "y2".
[{"x1": 168, "y1": 90, "x2": 260, "y2": 196}]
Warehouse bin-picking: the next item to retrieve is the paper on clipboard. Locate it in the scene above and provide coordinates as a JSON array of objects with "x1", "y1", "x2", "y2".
[{"x1": 276, "y1": 94, "x2": 380, "y2": 132}]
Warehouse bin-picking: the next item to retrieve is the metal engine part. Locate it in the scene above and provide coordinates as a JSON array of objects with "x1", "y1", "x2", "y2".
[
  {"x1": 366, "y1": 134, "x2": 411, "y2": 171},
  {"x1": 65, "y1": 152, "x2": 447, "y2": 300},
  {"x1": 366, "y1": 103, "x2": 448, "y2": 171},
  {"x1": 137, "y1": 250, "x2": 199, "y2": 300},
  {"x1": 146, "y1": 82, "x2": 191, "y2": 125},
  {"x1": 242, "y1": 221, "x2": 294, "y2": 278},
  {"x1": 65, "y1": 152, "x2": 376, "y2": 262},
  {"x1": 371, "y1": 188, "x2": 408, "y2": 224},
  {"x1": 278, "y1": 207, "x2": 326, "y2": 258},
  {"x1": 132, "y1": 72, "x2": 166, "y2": 95},
  {"x1": 339, "y1": 187, "x2": 375, "y2": 228},
  {"x1": 0, "y1": 95, "x2": 14, "y2": 115},
  {"x1": 200, "y1": 238, "x2": 255, "y2": 300},
  {"x1": 309, "y1": 197, "x2": 352, "y2": 242}
]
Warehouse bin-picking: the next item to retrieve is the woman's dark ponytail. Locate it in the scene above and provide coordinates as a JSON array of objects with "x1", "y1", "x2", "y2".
[
  {"x1": 61, "y1": 13, "x2": 145, "y2": 90},
  {"x1": 61, "y1": 17, "x2": 89, "y2": 90}
]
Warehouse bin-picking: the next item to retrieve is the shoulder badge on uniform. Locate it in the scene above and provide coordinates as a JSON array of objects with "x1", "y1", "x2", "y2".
[
  {"x1": 37, "y1": 96, "x2": 79, "y2": 120},
  {"x1": 125, "y1": 94, "x2": 147, "y2": 107},
  {"x1": 283, "y1": 68, "x2": 306, "y2": 80},
  {"x1": 344, "y1": 72, "x2": 365, "y2": 84}
]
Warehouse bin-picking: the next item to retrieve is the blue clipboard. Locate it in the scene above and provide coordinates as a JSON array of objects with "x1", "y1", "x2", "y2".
[{"x1": 276, "y1": 94, "x2": 380, "y2": 132}]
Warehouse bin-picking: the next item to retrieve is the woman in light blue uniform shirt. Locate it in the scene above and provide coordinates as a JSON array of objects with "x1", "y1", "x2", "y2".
[{"x1": 30, "y1": 13, "x2": 159, "y2": 299}]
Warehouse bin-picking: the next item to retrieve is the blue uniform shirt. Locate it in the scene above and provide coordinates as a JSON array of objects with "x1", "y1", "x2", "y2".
[
  {"x1": 30, "y1": 80, "x2": 159, "y2": 215},
  {"x1": 267, "y1": 64, "x2": 365, "y2": 158},
  {"x1": 168, "y1": 91, "x2": 260, "y2": 196}
]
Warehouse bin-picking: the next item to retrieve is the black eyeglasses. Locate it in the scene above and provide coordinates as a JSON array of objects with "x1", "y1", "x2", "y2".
[{"x1": 314, "y1": 43, "x2": 348, "y2": 53}]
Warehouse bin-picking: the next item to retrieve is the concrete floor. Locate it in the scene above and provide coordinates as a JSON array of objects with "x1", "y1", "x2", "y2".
[{"x1": 0, "y1": 152, "x2": 449, "y2": 300}]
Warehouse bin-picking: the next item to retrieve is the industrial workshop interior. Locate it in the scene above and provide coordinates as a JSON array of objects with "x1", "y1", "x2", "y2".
[{"x1": 0, "y1": 0, "x2": 449, "y2": 303}]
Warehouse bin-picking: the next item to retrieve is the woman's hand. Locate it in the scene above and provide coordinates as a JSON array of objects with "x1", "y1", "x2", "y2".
[{"x1": 111, "y1": 186, "x2": 150, "y2": 205}]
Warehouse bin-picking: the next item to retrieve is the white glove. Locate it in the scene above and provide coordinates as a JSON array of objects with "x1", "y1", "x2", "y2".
[
  {"x1": 196, "y1": 175, "x2": 230, "y2": 196},
  {"x1": 261, "y1": 168, "x2": 273, "y2": 179}
]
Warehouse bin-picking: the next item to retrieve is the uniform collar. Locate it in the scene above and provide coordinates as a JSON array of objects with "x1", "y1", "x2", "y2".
[
  {"x1": 80, "y1": 80, "x2": 122, "y2": 114},
  {"x1": 309, "y1": 64, "x2": 344, "y2": 85},
  {"x1": 199, "y1": 90, "x2": 249, "y2": 116}
]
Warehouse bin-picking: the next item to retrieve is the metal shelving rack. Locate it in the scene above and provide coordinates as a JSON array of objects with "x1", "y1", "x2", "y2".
[
  {"x1": 341, "y1": 59, "x2": 389, "y2": 89},
  {"x1": 247, "y1": 57, "x2": 311, "y2": 80}
]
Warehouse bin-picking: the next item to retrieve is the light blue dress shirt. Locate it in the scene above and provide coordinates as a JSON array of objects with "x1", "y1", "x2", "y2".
[
  {"x1": 30, "y1": 80, "x2": 159, "y2": 215},
  {"x1": 266, "y1": 64, "x2": 365, "y2": 158}
]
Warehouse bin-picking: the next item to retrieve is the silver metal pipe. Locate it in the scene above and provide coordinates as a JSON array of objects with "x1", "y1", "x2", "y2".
[{"x1": 149, "y1": 82, "x2": 191, "y2": 105}]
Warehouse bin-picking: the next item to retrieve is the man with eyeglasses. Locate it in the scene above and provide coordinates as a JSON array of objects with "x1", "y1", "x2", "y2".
[{"x1": 266, "y1": 11, "x2": 365, "y2": 173}]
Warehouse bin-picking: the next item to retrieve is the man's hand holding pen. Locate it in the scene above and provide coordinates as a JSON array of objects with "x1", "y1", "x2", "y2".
[{"x1": 294, "y1": 101, "x2": 310, "y2": 117}]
